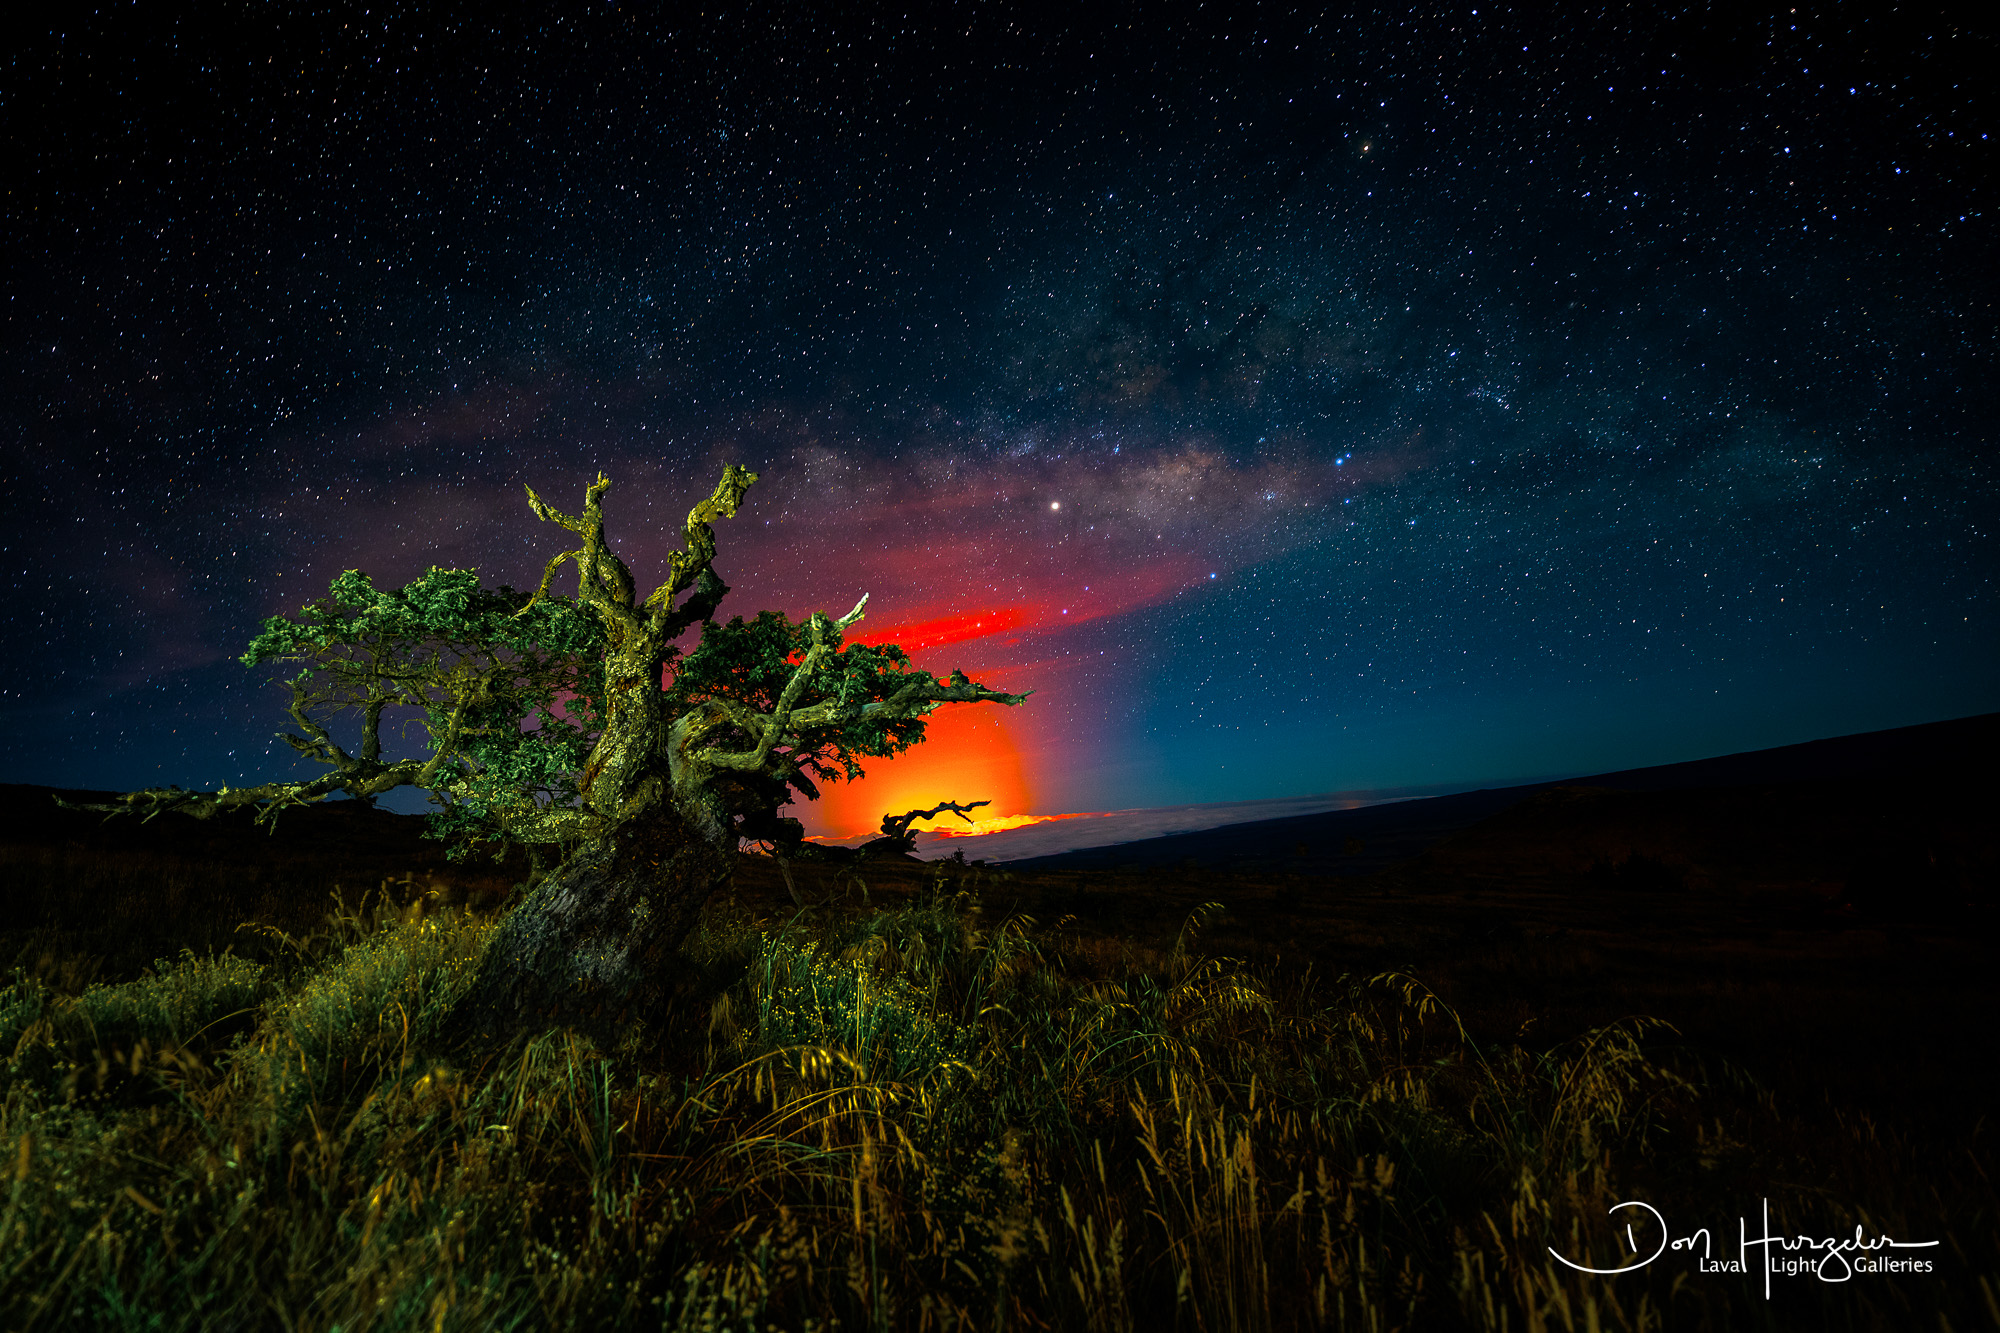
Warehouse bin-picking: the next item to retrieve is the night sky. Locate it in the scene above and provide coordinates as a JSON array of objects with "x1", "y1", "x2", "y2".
[{"x1": 6, "y1": 4, "x2": 1994, "y2": 842}]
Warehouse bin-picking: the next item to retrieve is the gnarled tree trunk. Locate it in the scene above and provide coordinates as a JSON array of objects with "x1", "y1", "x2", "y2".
[
  {"x1": 444, "y1": 656, "x2": 731, "y2": 1050},
  {"x1": 445, "y1": 805, "x2": 730, "y2": 1050},
  {"x1": 444, "y1": 472, "x2": 749, "y2": 1050}
]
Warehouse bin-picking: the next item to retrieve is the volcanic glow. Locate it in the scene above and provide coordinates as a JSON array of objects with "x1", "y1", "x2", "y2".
[
  {"x1": 849, "y1": 607, "x2": 1027, "y2": 655},
  {"x1": 802, "y1": 701, "x2": 1037, "y2": 840},
  {"x1": 921, "y1": 811, "x2": 1101, "y2": 838}
]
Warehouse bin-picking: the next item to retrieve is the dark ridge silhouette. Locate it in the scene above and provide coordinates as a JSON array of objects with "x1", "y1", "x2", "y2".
[
  {"x1": 997, "y1": 712, "x2": 1999, "y2": 878},
  {"x1": 0, "y1": 784, "x2": 442, "y2": 860}
]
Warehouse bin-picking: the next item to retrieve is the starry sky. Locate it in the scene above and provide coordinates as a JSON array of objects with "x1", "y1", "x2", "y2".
[{"x1": 6, "y1": 3, "x2": 1995, "y2": 841}]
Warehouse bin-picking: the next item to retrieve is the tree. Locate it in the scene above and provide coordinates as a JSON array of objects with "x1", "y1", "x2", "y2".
[
  {"x1": 865, "y1": 799, "x2": 992, "y2": 855},
  {"x1": 71, "y1": 467, "x2": 1030, "y2": 1046}
]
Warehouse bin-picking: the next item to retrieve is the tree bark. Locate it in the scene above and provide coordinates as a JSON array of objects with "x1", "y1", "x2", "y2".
[
  {"x1": 444, "y1": 803, "x2": 730, "y2": 1051},
  {"x1": 441, "y1": 476, "x2": 743, "y2": 1052}
]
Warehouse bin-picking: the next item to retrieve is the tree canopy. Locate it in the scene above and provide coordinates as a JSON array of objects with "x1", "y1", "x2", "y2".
[
  {"x1": 81, "y1": 467, "x2": 1030, "y2": 869},
  {"x1": 70, "y1": 466, "x2": 1031, "y2": 1046}
]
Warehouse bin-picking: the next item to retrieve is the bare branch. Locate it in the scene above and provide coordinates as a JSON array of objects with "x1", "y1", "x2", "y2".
[
  {"x1": 522, "y1": 484, "x2": 585, "y2": 534},
  {"x1": 771, "y1": 613, "x2": 835, "y2": 721},
  {"x1": 414, "y1": 682, "x2": 476, "y2": 787},
  {"x1": 656, "y1": 565, "x2": 731, "y2": 640},
  {"x1": 641, "y1": 464, "x2": 760, "y2": 618},
  {"x1": 360, "y1": 693, "x2": 388, "y2": 764},
  {"x1": 574, "y1": 474, "x2": 637, "y2": 615},
  {"x1": 515, "y1": 547, "x2": 580, "y2": 619},
  {"x1": 784, "y1": 675, "x2": 1033, "y2": 732},
  {"x1": 286, "y1": 686, "x2": 353, "y2": 767},
  {"x1": 880, "y1": 798, "x2": 990, "y2": 841},
  {"x1": 518, "y1": 471, "x2": 645, "y2": 639},
  {"x1": 476, "y1": 805, "x2": 604, "y2": 847},
  {"x1": 56, "y1": 757, "x2": 439, "y2": 827}
]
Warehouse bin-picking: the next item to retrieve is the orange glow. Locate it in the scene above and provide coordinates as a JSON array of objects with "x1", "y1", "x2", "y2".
[
  {"x1": 925, "y1": 811, "x2": 1101, "y2": 838},
  {"x1": 849, "y1": 607, "x2": 1026, "y2": 654},
  {"x1": 804, "y1": 703, "x2": 1032, "y2": 840}
]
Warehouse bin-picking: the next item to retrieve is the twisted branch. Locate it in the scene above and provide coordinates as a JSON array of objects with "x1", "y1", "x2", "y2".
[
  {"x1": 645, "y1": 464, "x2": 759, "y2": 628},
  {"x1": 880, "y1": 799, "x2": 991, "y2": 842}
]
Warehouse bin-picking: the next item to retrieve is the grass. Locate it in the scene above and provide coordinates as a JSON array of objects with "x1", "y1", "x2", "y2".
[{"x1": 0, "y1": 866, "x2": 1993, "y2": 1330}]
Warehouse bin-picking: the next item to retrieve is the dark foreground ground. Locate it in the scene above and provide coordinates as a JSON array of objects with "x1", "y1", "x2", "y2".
[
  {"x1": 978, "y1": 713, "x2": 2000, "y2": 1134},
  {"x1": 2, "y1": 716, "x2": 1996, "y2": 1328},
  {"x1": 8, "y1": 713, "x2": 1993, "y2": 1135}
]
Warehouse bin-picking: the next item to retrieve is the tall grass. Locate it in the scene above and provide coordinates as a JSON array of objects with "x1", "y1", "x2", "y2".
[{"x1": 0, "y1": 874, "x2": 1990, "y2": 1329}]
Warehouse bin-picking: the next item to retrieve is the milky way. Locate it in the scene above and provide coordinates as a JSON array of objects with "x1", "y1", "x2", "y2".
[{"x1": 5, "y1": 5, "x2": 1993, "y2": 838}]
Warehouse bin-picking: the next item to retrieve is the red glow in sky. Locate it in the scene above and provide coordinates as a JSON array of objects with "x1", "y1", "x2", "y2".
[
  {"x1": 256, "y1": 443, "x2": 1365, "y2": 831},
  {"x1": 698, "y1": 446, "x2": 1362, "y2": 831},
  {"x1": 849, "y1": 607, "x2": 1026, "y2": 654},
  {"x1": 678, "y1": 444, "x2": 1363, "y2": 659}
]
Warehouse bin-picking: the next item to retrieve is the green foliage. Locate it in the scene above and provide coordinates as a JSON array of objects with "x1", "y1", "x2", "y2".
[
  {"x1": 243, "y1": 566, "x2": 612, "y2": 857},
  {"x1": 240, "y1": 567, "x2": 604, "y2": 672},
  {"x1": 236, "y1": 568, "x2": 990, "y2": 855},
  {"x1": 667, "y1": 609, "x2": 946, "y2": 795}
]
